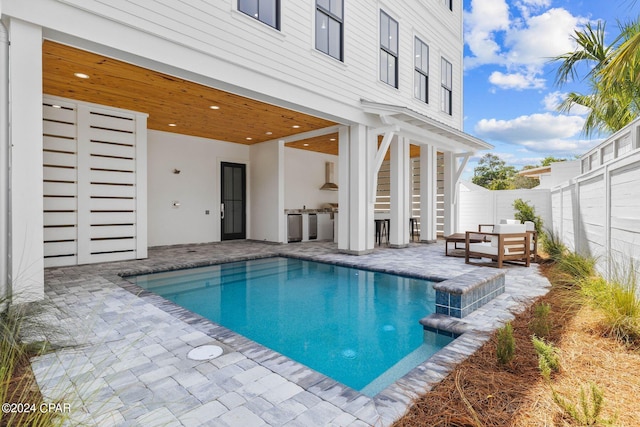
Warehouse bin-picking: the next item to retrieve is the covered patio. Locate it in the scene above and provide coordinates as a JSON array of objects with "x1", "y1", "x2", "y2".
[{"x1": 33, "y1": 240, "x2": 550, "y2": 426}]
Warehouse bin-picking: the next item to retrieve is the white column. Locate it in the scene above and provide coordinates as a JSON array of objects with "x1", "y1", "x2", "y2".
[
  {"x1": 338, "y1": 124, "x2": 372, "y2": 254},
  {"x1": 8, "y1": 19, "x2": 44, "y2": 303},
  {"x1": 389, "y1": 136, "x2": 410, "y2": 247},
  {"x1": 419, "y1": 144, "x2": 438, "y2": 242},
  {"x1": 443, "y1": 151, "x2": 457, "y2": 236}
]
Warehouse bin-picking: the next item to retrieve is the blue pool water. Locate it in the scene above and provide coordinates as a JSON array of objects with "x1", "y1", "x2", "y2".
[{"x1": 129, "y1": 257, "x2": 453, "y2": 396}]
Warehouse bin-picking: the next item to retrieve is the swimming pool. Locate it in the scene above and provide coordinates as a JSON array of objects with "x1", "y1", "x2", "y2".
[{"x1": 128, "y1": 257, "x2": 453, "y2": 396}]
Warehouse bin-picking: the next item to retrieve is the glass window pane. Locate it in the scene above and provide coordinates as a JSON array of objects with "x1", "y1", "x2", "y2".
[
  {"x1": 232, "y1": 201, "x2": 243, "y2": 232},
  {"x1": 389, "y1": 55, "x2": 396, "y2": 86},
  {"x1": 414, "y1": 39, "x2": 421, "y2": 68},
  {"x1": 380, "y1": 13, "x2": 389, "y2": 49},
  {"x1": 259, "y1": 0, "x2": 277, "y2": 27},
  {"x1": 422, "y1": 44, "x2": 429, "y2": 72},
  {"x1": 316, "y1": 12, "x2": 329, "y2": 53},
  {"x1": 328, "y1": 18, "x2": 341, "y2": 59},
  {"x1": 317, "y1": 0, "x2": 330, "y2": 11},
  {"x1": 389, "y1": 18, "x2": 398, "y2": 54},
  {"x1": 380, "y1": 51, "x2": 388, "y2": 84},
  {"x1": 239, "y1": 0, "x2": 258, "y2": 18},
  {"x1": 414, "y1": 70, "x2": 421, "y2": 98},
  {"x1": 233, "y1": 169, "x2": 243, "y2": 199},
  {"x1": 331, "y1": 0, "x2": 343, "y2": 18}
]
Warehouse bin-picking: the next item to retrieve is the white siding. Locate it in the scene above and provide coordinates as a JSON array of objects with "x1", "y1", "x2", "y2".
[{"x1": 6, "y1": 0, "x2": 464, "y2": 128}]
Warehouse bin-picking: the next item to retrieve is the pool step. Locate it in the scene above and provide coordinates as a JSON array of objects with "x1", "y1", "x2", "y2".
[{"x1": 419, "y1": 313, "x2": 470, "y2": 338}]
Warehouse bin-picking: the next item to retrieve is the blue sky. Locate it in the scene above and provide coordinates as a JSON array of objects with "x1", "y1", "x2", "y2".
[{"x1": 461, "y1": 0, "x2": 638, "y2": 177}]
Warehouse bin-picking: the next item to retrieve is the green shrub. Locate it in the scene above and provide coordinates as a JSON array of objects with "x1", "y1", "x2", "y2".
[
  {"x1": 552, "y1": 382, "x2": 615, "y2": 426},
  {"x1": 556, "y1": 251, "x2": 597, "y2": 283},
  {"x1": 580, "y1": 266, "x2": 640, "y2": 344},
  {"x1": 541, "y1": 229, "x2": 567, "y2": 262},
  {"x1": 513, "y1": 198, "x2": 543, "y2": 234},
  {"x1": 530, "y1": 302, "x2": 552, "y2": 338},
  {"x1": 532, "y1": 336, "x2": 560, "y2": 380},
  {"x1": 496, "y1": 322, "x2": 516, "y2": 365}
]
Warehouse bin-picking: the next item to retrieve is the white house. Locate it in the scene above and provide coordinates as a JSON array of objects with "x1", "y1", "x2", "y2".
[{"x1": 0, "y1": 0, "x2": 491, "y2": 303}]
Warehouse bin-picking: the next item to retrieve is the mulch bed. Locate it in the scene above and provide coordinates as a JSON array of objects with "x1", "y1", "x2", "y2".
[{"x1": 393, "y1": 263, "x2": 640, "y2": 426}]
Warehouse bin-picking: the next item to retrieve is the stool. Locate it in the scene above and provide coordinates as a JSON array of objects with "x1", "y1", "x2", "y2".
[
  {"x1": 409, "y1": 218, "x2": 418, "y2": 241},
  {"x1": 374, "y1": 219, "x2": 389, "y2": 245}
]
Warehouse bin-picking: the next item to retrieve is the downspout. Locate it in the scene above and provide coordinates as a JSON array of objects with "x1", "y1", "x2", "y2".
[{"x1": 0, "y1": 19, "x2": 9, "y2": 308}]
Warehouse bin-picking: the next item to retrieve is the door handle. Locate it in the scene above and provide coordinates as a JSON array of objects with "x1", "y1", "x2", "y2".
[{"x1": 220, "y1": 203, "x2": 225, "y2": 219}]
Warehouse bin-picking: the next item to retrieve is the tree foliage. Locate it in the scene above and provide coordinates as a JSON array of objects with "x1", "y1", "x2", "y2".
[
  {"x1": 553, "y1": 18, "x2": 640, "y2": 136},
  {"x1": 471, "y1": 154, "x2": 517, "y2": 190}
]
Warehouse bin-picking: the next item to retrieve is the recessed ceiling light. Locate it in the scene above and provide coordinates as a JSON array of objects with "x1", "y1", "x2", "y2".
[
  {"x1": 329, "y1": 138, "x2": 336, "y2": 141},
  {"x1": 168, "y1": 123, "x2": 177, "y2": 127},
  {"x1": 74, "y1": 72, "x2": 90, "y2": 79},
  {"x1": 292, "y1": 125, "x2": 301, "y2": 129},
  {"x1": 265, "y1": 131, "x2": 273, "y2": 135},
  {"x1": 246, "y1": 137, "x2": 253, "y2": 140},
  {"x1": 303, "y1": 143, "x2": 310, "y2": 147},
  {"x1": 209, "y1": 105, "x2": 220, "y2": 110}
]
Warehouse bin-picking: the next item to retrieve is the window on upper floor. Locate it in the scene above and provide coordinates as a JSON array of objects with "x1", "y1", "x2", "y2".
[
  {"x1": 380, "y1": 11, "x2": 399, "y2": 88},
  {"x1": 316, "y1": 0, "x2": 344, "y2": 61},
  {"x1": 414, "y1": 37, "x2": 429, "y2": 103},
  {"x1": 441, "y1": 57, "x2": 453, "y2": 115},
  {"x1": 238, "y1": 0, "x2": 280, "y2": 29}
]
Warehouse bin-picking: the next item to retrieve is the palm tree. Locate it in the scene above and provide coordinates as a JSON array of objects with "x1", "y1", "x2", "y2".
[{"x1": 553, "y1": 18, "x2": 640, "y2": 136}]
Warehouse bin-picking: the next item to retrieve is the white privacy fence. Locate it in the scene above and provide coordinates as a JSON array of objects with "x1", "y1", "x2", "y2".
[
  {"x1": 458, "y1": 183, "x2": 552, "y2": 233},
  {"x1": 551, "y1": 118, "x2": 640, "y2": 278},
  {"x1": 459, "y1": 117, "x2": 640, "y2": 282}
]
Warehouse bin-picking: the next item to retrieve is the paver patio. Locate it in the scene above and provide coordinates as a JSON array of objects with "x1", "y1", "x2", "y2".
[{"x1": 31, "y1": 240, "x2": 550, "y2": 426}]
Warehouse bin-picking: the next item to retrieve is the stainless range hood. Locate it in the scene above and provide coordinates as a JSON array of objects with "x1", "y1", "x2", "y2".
[{"x1": 319, "y1": 162, "x2": 338, "y2": 191}]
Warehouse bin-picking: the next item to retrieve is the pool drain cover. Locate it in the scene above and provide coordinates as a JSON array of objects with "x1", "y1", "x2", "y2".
[
  {"x1": 187, "y1": 345, "x2": 223, "y2": 361},
  {"x1": 341, "y1": 349, "x2": 357, "y2": 359}
]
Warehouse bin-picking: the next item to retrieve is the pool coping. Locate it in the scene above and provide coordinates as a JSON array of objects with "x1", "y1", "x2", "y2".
[{"x1": 108, "y1": 250, "x2": 525, "y2": 424}]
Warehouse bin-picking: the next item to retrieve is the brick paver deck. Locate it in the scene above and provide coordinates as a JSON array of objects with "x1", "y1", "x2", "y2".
[{"x1": 31, "y1": 240, "x2": 550, "y2": 426}]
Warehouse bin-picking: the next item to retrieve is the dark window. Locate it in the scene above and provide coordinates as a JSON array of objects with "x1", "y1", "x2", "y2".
[
  {"x1": 414, "y1": 37, "x2": 429, "y2": 103},
  {"x1": 441, "y1": 58, "x2": 453, "y2": 115},
  {"x1": 238, "y1": 0, "x2": 279, "y2": 29},
  {"x1": 446, "y1": 0, "x2": 453, "y2": 11},
  {"x1": 380, "y1": 10, "x2": 398, "y2": 88},
  {"x1": 316, "y1": 0, "x2": 343, "y2": 61}
]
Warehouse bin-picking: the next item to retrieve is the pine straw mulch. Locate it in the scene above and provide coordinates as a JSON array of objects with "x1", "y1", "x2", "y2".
[
  {"x1": 393, "y1": 263, "x2": 640, "y2": 427},
  {"x1": 1, "y1": 351, "x2": 47, "y2": 427}
]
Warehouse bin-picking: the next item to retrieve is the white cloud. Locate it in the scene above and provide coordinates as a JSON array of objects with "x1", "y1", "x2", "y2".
[
  {"x1": 489, "y1": 71, "x2": 545, "y2": 90},
  {"x1": 463, "y1": 0, "x2": 510, "y2": 67},
  {"x1": 464, "y1": 0, "x2": 588, "y2": 90},
  {"x1": 473, "y1": 113, "x2": 594, "y2": 154},
  {"x1": 504, "y1": 8, "x2": 582, "y2": 67}
]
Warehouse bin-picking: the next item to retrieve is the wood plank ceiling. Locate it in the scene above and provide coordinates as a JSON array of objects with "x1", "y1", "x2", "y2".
[
  {"x1": 42, "y1": 41, "x2": 422, "y2": 158},
  {"x1": 42, "y1": 41, "x2": 339, "y2": 148}
]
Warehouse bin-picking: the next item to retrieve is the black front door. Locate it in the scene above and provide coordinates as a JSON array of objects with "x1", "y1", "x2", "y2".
[{"x1": 221, "y1": 162, "x2": 246, "y2": 240}]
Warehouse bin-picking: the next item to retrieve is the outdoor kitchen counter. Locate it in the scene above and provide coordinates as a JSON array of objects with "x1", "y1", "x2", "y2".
[{"x1": 284, "y1": 208, "x2": 338, "y2": 214}]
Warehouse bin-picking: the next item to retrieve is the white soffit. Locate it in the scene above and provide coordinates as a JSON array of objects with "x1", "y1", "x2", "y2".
[{"x1": 360, "y1": 100, "x2": 493, "y2": 153}]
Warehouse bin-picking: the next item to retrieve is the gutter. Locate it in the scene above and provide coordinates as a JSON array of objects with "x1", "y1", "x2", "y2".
[{"x1": 0, "y1": 20, "x2": 9, "y2": 307}]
